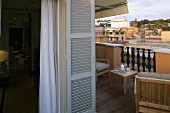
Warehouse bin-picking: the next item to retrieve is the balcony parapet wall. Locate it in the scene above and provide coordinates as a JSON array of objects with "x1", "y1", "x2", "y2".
[
  {"x1": 153, "y1": 48, "x2": 170, "y2": 74},
  {"x1": 96, "y1": 42, "x2": 156, "y2": 72},
  {"x1": 96, "y1": 42, "x2": 123, "y2": 70},
  {"x1": 96, "y1": 42, "x2": 170, "y2": 74}
]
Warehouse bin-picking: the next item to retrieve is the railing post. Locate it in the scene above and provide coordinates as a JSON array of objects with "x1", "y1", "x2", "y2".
[
  {"x1": 110, "y1": 37, "x2": 113, "y2": 41},
  {"x1": 126, "y1": 47, "x2": 130, "y2": 67},
  {"x1": 131, "y1": 47, "x2": 135, "y2": 70},
  {"x1": 121, "y1": 47, "x2": 125, "y2": 64},
  {"x1": 122, "y1": 37, "x2": 124, "y2": 41},
  {"x1": 142, "y1": 49, "x2": 146, "y2": 72},
  {"x1": 147, "y1": 49, "x2": 151, "y2": 72},
  {"x1": 153, "y1": 52, "x2": 156, "y2": 72},
  {"x1": 137, "y1": 48, "x2": 140, "y2": 72},
  {"x1": 116, "y1": 37, "x2": 118, "y2": 41}
]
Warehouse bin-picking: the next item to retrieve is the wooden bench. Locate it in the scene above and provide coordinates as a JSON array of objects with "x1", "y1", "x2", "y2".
[{"x1": 135, "y1": 72, "x2": 170, "y2": 113}]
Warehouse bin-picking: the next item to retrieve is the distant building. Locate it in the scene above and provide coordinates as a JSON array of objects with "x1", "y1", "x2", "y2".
[
  {"x1": 145, "y1": 30, "x2": 154, "y2": 36},
  {"x1": 108, "y1": 34, "x2": 126, "y2": 42},
  {"x1": 95, "y1": 26, "x2": 104, "y2": 35},
  {"x1": 124, "y1": 27, "x2": 139, "y2": 38},
  {"x1": 161, "y1": 31, "x2": 170, "y2": 42},
  {"x1": 144, "y1": 36, "x2": 161, "y2": 42},
  {"x1": 95, "y1": 26, "x2": 105, "y2": 42},
  {"x1": 111, "y1": 16, "x2": 130, "y2": 28}
]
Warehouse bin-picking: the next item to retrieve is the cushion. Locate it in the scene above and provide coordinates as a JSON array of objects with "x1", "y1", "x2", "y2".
[
  {"x1": 96, "y1": 62, "x2": 109, "y2": 72},
  {"x1": 138, "y1": 72, "x2": 170, "y2": 80}
]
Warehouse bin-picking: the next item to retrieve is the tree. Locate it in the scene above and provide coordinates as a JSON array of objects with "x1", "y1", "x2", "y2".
[
  {"x1": 132, "y1": 18, "x2": 138, "y2": 27},
  {"x1": 156, "y1": 19, "x2": 164, "y2": 25},
  {"x1": 162, "y1": 22, "x2": 168, "y2": 27},
  {"x1": 143, "y1": 19, "x2": 149, "y2": 24},
  {"x1": 114, "y1": 31, "x2": 119, "y2": 34},
  {"x1": 140, "y1": 24, "x2": 145, "y2": 29},
  {"x1": 147, "y1": 22, "x2": 152, "y2": 29}
]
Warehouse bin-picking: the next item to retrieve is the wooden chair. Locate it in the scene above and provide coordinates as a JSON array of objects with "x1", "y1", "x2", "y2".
[
  {"x1": 135, "y1": 72, "x2": 170, "y2": 113},
  {"x1": 96, "y1": 59, "x2": 110, "y2": 82}
]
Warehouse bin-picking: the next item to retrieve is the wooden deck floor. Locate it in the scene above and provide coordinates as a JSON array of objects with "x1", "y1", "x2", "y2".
[
  {"x1": 3, "y1": 69, "x2": 38, "y2": 113},
  {"x1": 96, "y1": 74, "x2": 136, "y2": 113},
  {"x1": 2, "y1": 70, "x2": 136, "y2": 113}
]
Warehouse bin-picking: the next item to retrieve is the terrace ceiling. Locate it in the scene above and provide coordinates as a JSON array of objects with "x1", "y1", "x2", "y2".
[
  {"x1": 2, "y1": 0, "x2": 128, "y2": 19},
  {"x1": 95, "y1": 0, "x2": 128, "y2": 18}
]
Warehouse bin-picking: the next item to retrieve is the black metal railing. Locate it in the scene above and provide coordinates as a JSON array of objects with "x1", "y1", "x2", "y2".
[{"x1": 121, "y1": 46, "x2": 156, "y2": 72}]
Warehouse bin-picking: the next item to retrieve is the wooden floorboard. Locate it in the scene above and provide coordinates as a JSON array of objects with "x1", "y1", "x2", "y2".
[
  {"x1": 3, "y1": 69, "x2": 38, "y2": 113},
  {"x1": 96, "y1": 74, "x2": 136, "y2": 113},
  {"x1": 2, "y1": 69, "x2": 135, "y2": 113}
]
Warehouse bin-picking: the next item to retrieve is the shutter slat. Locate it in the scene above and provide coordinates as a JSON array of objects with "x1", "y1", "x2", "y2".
[
  {"x1": 71, "y1": 0, "x2": 91, "y2": 33},
  {"x1": 67, "y1": 0, "x2": 94, "y2": 112},
  {"x1": 71, "y1": 77, "x2": 92, "y2": 113},
  {"x1": 71, "y1": 38, "x2": 92, "y2": 75}
]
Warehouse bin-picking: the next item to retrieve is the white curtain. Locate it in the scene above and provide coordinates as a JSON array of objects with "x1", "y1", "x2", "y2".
[{"x1": 39, "y1": 0, "x2": 58, "y2": 113}]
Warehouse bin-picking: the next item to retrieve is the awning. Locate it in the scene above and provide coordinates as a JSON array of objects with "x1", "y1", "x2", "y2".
[{"x1": 95, "y1": 0, "x2": 129, "y2": 19}]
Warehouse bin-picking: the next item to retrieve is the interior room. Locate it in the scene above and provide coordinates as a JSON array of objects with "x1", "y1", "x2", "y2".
[
  {"x1": 0, "y1": 0, "x2": 136, "y2": 112},
  {"x1": 0, "y1": 0, "x2": 40, "y2": 112}
]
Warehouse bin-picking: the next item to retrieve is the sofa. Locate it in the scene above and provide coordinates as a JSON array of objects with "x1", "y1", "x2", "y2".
[{"x1": 135, "y1": 72, "x2": 170, "y2": 113}]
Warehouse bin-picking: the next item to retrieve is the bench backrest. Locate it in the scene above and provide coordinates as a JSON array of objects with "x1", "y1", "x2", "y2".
[{"x1": 136, "y1": 72, "x2": 170, "y2": 113}]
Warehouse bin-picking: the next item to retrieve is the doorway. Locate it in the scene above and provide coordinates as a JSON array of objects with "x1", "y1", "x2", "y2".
[
  {"x1": 9, "y1": 28, "x2": 25, "y2": 70},
  {"x1": 9, "y1": 28, "x2": 23, "y2": 53}
]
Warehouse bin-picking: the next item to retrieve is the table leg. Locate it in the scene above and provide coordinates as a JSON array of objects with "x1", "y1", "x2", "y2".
[
  {"x1": 123, "y1": 78, "x2": 127, "y2": 94},
  {"x1": 110, "y1": 75, "x2": 113, "y2": 87}
]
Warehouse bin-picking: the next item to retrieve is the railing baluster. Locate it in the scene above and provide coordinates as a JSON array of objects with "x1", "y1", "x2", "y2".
[
  {"x1": 142, "y1": 49, "x2": 146, "y2": 72},
  {"x1": 116, "y1": 37, "x2": 118, "y2": 41},
  {"x1": 121, "y1": 47, "x2": 125, "y2": 64},
  {"x1": 147, "y1": 49, "x2": 151, "y2": 72},
  {"x1": 126, "y1": 47, "x2": 130, "y2": 67},
  {"x1": 137, "y1": 48, "x2": 140, "y2": 72},
  {"x1": 124, "y1": 47, "x2": 156, "y2": 73},
  {"x1": 153, "y1": 52, "x2": 156, "y2": 72},
  {"x1": 131, "y1": 47, "x2": 135, "y2": 70},
  {"x1": 111, "y1": 37, "x2": 113, "y2": 41}
]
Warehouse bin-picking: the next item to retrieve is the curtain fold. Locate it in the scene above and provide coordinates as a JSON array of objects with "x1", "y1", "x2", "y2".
[{"x1": 39, "y1": 0, "x2": 58, "y2": 113}]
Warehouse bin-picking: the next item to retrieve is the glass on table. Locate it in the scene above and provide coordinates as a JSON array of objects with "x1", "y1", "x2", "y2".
[{"x1": 114, "y1": 67, "x2": 120, "y2": 72}]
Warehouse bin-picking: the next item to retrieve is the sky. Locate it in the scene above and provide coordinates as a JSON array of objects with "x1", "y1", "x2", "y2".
[{"x1": 101, "y1": 0, "x2": 170, "y2": 21}]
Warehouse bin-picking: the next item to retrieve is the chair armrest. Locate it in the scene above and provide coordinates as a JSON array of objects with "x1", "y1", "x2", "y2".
[{"x1": 96, "y1": 59, "x2": 109, "y2": 64}]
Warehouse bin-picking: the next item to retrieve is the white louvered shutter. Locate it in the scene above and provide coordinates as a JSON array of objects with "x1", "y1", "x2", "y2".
[{"x1": 66, "y1": 0, "x2": 95, "y2": 113}]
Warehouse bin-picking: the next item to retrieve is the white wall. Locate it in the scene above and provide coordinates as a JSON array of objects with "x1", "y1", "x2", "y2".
[{"x1": 111, "y1": 21, "x2": 130, "y2": 28}]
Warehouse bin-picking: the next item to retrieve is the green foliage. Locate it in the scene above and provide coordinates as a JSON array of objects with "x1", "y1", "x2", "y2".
[
  {"x1": 131, "y1": 18, "x2": 138, "y2": 27},
  {"x1": 132, "y1": 18, "x2": 170, "y2": 30},
  {"x1": 143, "y1": 19, "x2": 149, "y2": 24},
  {"x1": 140, "y1": 25, "x2": 145, "y2": 28},
  {"x1": 120, "y1": 31, "x2": 125, "y2": 34},
  {"x1": 114, "y1": 31, "x2": 119, "y2": 34}
]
